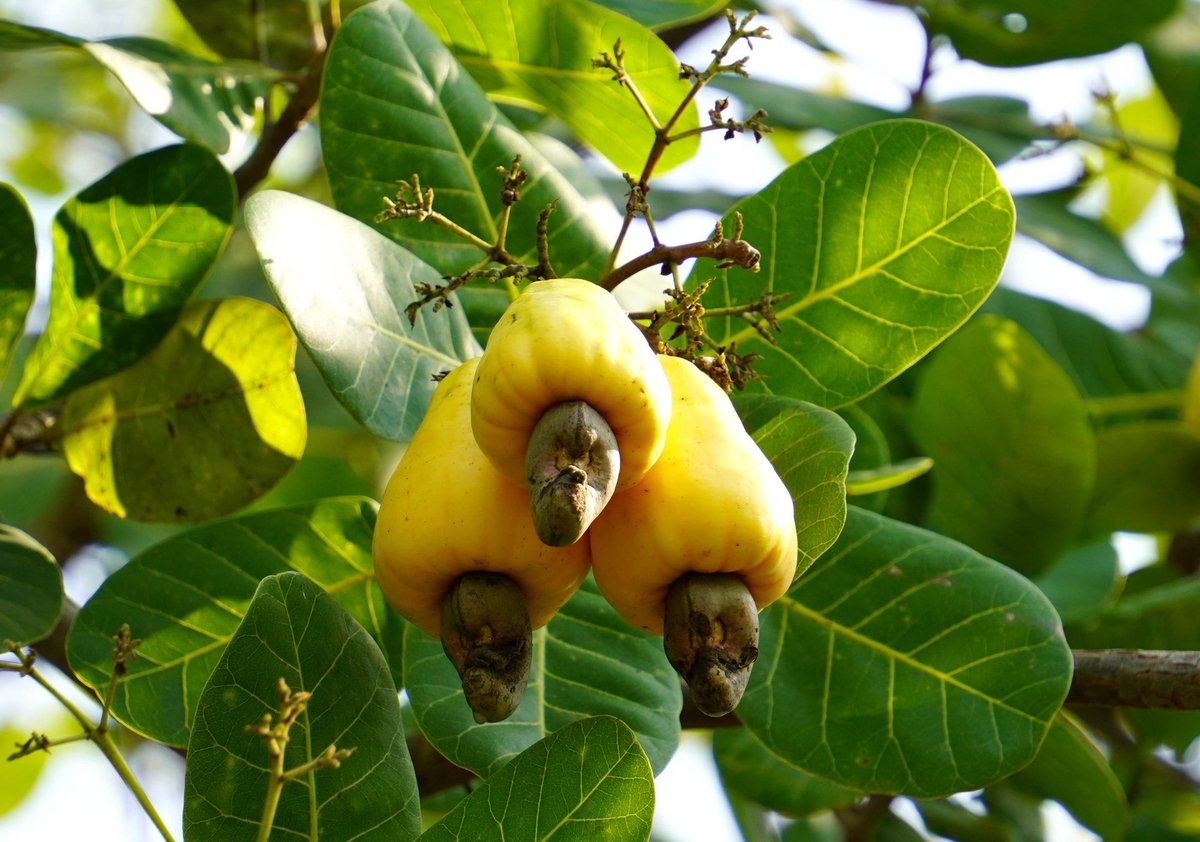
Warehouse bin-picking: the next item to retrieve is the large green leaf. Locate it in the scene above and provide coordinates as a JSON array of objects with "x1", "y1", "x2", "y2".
[
  {"x1": 66, "y1": 498, "x2": 402, "y2": 746},
  {"x1": 691, "y1": 119, "x2": 1014, "y2": 408},
  {"x1": 245, "y1": 190, "x2": 481, "y2": 441},
  {"x1": 183, "y1": 572, "x2": 420, "y2": 841},
  {"x1": 404, "y1": 577, "x2": 680, "y2": 777},
  {"x1": 737, "y1": 506, "x2": 1072, "y2": 797},
  {"x1": 55, "y1": 296, "x2": 304, "y2": 522},
  {"x1": 0, "y1": 184, "x2": 35, "y2": 384},
  {"x1": 1007, "y1": 712, "x2": 1129, "y2": 841},
  {"x1": 714, "y1": 728, "x2": 860, "y2": 818},
  {"x1": 0, "y1": 525, "x2": 62, "y2": 646},
  {"x1": 407, "y1": 0, "x2": 698, "y2": 175},
  {"x1": 321, "y1": 0, "x2": 611, "y2": 279},
  {"x1": 0, "y1": 21, "x2": 276, "y2": 154},
  {"x1": 420, "y1": 716, "x2": 654, "y2": 841},
  {"x1": 13, "y1": 144, "x2": 235, "y2": 407},
  {"x1": 1083, "y1": 422, "x2": 1200, "y2": 536},
  {"x1": 983, "y1": 289, "x2": 1190, "y2": 416},
  {"x1": 910, "y1": 315, "x2": 1096, "y2": 576},
  {"x1": 1070, "y1": 566, "x2": 1200, "y2": 651},
  {"x1": 734, "y1": 394, "x2": 854, "y2": 577},
  {"x1": 926, "y1": 0, "x2": 1179, "y2": 67}
]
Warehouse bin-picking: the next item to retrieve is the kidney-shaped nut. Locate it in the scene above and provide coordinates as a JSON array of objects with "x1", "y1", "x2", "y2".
[
  {"x1": 471, "y1": 278, "x2": 672, "y2": 546},
  {"x1": 589, "y1": 355, "x2": 798, "y2": 715},
  {"x1": 373, "y1": 358, "x2": 591, "y2": 722}
]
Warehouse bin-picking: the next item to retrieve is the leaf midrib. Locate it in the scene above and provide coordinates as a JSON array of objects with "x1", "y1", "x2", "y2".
[
  {"x1": 727, "y1": 185, "x2": 1007, "y2": 347},
  {"x1": 782, "y1": 595, "x2": 1048, "y2": 724}
]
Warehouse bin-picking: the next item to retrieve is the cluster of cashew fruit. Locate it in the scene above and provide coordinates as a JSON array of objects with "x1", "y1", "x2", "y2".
[{"x1": 373, "y1": 279, "x2": 797, "y2": 724}]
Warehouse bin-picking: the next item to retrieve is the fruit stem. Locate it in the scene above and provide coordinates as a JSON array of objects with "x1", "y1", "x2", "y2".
[
  {"x1": 525, "y1": 401, "x2": 620, "y2": 547},
  {"x1": 663, "y1": 572, "x2": 759, "y2": 717},
  {"x1": 440, "y1": 572, "x2": 532, "y2": 724}
]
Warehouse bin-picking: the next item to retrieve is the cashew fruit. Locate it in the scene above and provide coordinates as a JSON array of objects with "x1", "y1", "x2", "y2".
[
  {"x1": 373, "y1": 358, "x2": 591, "y2": 721},
  {"x1": 470, "y1": 278, "x2": 672, "y2": 545},
  {"x1": 589, "y1": 355, "x2": 798, "y2": 634}
]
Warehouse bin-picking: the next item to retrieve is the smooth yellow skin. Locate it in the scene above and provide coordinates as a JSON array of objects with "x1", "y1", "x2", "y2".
[
  {"x1": 373, "y1": 358, "x2": 591, "y2": 638},
  {"x1": 589, "y1": 356, "x2": 798, "y2": 634},
  {"x1": 471, "y1": 278, "x2": 672, "y2": 490}
]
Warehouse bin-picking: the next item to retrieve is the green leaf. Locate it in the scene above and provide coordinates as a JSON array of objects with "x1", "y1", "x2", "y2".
[
  {"x1": 588, "y1": 0, "x2": 723, "y2": 30},
  {"x1": 927, "y1": 0, "x2": 1179, "y2": 67},
  {"x1": 1007, "y1": 712, "x2": 1129, "y2": 842},
  {"x1": 910, "y1": 315, "x2": 1095, "y2": 576},
  {"x1": 183, "y1": 572, "x2": 420, "y2": 841},
  {"x1": 0, "y1": 184, "x2": 35, "y2": 384},
  {"x1": 0, "y1": 21, "x2": 273, "y2": 155},
  {"x1": 715, "y1": 76, "x2": 1040, "y2": 165},
  {"x1": 420, "y1": 716, "x2": 654, "y2": 842},
  {"x1": 55, "y1": 296, "x2": 304, "y2": 522},
  {"x1": 406, "y1": 0, "x2": 699, "y2": 175},
  {"x1": 983, "y1": 289, "x2": 1190, "y2": 416},
  {"x1": 714, "y1": 728, "x2": 860, "y2": 818},
  {"x1": 13, "y1": 144, "x2": 235, "y2": 407},
  {"x1": 1014, "y1": 189, "x2": 1156, "y2": 284},
  {"x1": 737, "y1": 506, "x2": 1072, "y2": 797},
  {"x1": 1033, "y1": 540, "x2": 1121, "y2": 625},
  {"x1": 0, "y1": 525, "x2": 62, "y2": 646},
  {"x1": 245, "y1": 190, "x2": 481, "y2": 441},
  {"x1": 173, "y1": 0, "x2": 373, "y2": 70},
  {"x1": 734, "y1": 394, "x2": 854, "y2": 577},
  {"x1": 1083, "y1": 422, "x2": 1200, "y2": 536},
  {"x1": 846, "y1": 457, "x2": 933, "y2": 497},
  {"x1": 66, "y1": 498, "x2": 402, "y2": 746},
  {"x1": 1072, "y1": 567, "x2": 1200, "y2": 650},
  {"x1": 321, "y1": 0, "x2": 612, "y2": 278},
  {"x1": 405, "y1": 577, "x2": 680, "y2": 777},
  {"x1": 1140, "y1": 3, "x2": 1200, "y2": 120},
  {"x1": 692, "y1": 119, "x2": 1014, "y2": 408}
]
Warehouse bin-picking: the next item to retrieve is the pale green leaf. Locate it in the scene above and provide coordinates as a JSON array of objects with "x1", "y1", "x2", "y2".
[
  {"x1": 183, "y1": 572, "x2": 420, "y2": 841},
  {"x1": 911, "y1": 315, "x2": 1096, "y2": 576},
  {"x1": 405, "y1": 577, "x2": 680, "y2": 777},
  {"x1": 55, "y1": 297, "x2": 304, "y2": 522},
  {"x1": 1083, "y1": 422, "x2": 1200, "y2": 536},
  {"x1": 1033, "y1": 540, "x2": 1121, "y2": 625},
  {"x1": 714, "y1": 728, "x2": 861, "y2": 818},
  {"x1": 738, "y1": 506, "x2": 1072, "y2": 797},
  {"x1": 983, "y1": 288, "x2": 1190, "y2": 419},
  {"x1": 0, "y1": 20, "x2": 273, "y2": 154},
  {"x1": 692, "y1": 119, "x2": 1015, "y2": 408},
  {"x1": 927, "y1": 0, "x2": 1178, "y2": 66},
  {"x1": 734, "y1": 394, "x2": 854, "y2": 577},
  {"x1": 66, "y1": 498, "x2": 403, "y2": 747},
  {"x1": 244, "y1": 190, "x2": 481, "y2": 441},
  {"x1": 846, "y1": 457, "x2": 934, "y2": 496},
  {"x1": 1008, "y1": 712, "x2": 1129, "y2": 841},
  {"x1": 0, "y1": 184, "x2": 35, "y2": 384},
  {"x1": 321, "y1": 0, "x2": 611, "y2": 278},
  {"x1": 420, "y1": 716, "x2": 653, "y2": 841},
  {"x1": 13, "y1": 144, "x2": 235, "y2": 407},
  {"x1": 0, "y1": 524, "x2": 62, "y2": 646},
  {"x1": 407, "y1": 0, "x2": 699, "y2": 175}
]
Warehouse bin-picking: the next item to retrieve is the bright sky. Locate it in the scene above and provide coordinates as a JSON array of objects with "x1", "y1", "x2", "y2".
[{"x1": 0, "y1": 1, "x2": 1180, "y2": 840}]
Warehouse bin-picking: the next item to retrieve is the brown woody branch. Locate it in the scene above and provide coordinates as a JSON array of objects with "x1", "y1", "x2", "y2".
[
  {"x1": 1068, "y1": 649, "x2": 1200, "y2": 709},
  {"x1": 599, "y1": 236, "x2": 760, "y2": 292},
  {"x1": 233, "y1": 50, "x2": 326, "y2": 202}
]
